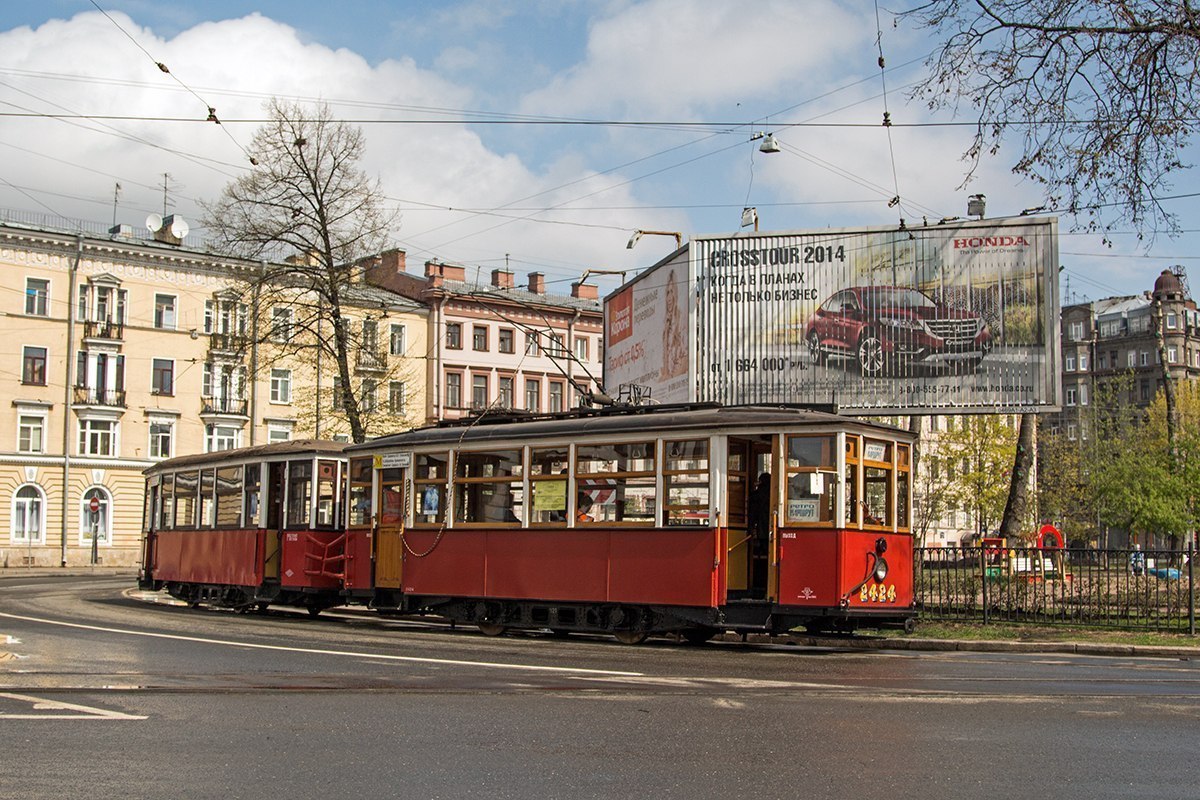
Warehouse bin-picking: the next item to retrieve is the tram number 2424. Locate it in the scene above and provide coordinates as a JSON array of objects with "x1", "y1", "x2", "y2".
[{"x1": 862, "y1": 584, "x2": 898, "y2": 604}]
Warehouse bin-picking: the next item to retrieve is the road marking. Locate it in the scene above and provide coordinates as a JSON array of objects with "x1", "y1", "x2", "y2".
[
  {"x1": 0, "y1": 692, "x2": 146, "y2": 720},
  {"x1": 0, "y1": 611, "x2": 643, "y2": 677}
]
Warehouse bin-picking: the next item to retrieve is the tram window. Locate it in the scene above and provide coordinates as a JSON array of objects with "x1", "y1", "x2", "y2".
[
  {"x1": 243, "y1": 466, "x2": 261, "y2": 528},
  {"x1": 530, "y1": 447, "x2": 568, "y2": 525},
  {"x1": 379, "y1": 467, "x2": 405, "y2": 526},
  {"x1": 315, "y1": 459, "x2": 341, "y2": 528},
  {"x1": 215, "y1": 466, "x2": 242, "y2": 528},
  {"x1": 160, "y1": 474, "x2": 175, "y2": 530},
  {"x1": 785, "y1": 435, "x2": 836, "y2": 525},
  {"x1": 199, "y1": 469, "x2": 216, "y2": 528},
  {"x1": 845, "y1": 437, "x2": 859, "y2": 527},
  {"x1": 575, "y1": 442, "x2": 656, "y2": 525},
  {"x1": 285, "y1": 461, "x2": 312, "y2": 529},
  {"x1": 413, "y1": 453, "x2": 448, "y2": 526},
  {"x1": 174, "y1": 470, "x2": 198, "y2": 529},
  {"x1": 896, "y1": 443, "x2": 911, "y2": 531},
  {"x1": 348, "y1": 458, "x2": 373, "y2": 527},
  {"x1": 454, "y1": 450, "x2": 523, "y2": 525},
  {"x1": 664, "y1": 439, "x2": 709, "y2": 526},
  {"x1": 861, "y1": 438, "x2": 894, "y2": 528},
  {"x1": 726, "y1": 443, "x2": 750, "y2": 529}
]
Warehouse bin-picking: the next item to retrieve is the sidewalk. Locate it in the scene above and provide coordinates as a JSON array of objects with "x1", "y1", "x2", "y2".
[{"x1": 4, "y1": 568, "x2": 1198, "y2": 659}]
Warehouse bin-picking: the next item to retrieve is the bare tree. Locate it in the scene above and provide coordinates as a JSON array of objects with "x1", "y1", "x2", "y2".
[
  {"x1": 203, "y1": 98, "x2": 398, "y2": 442},
  {"x1": 906, "y1": 0, "x2": 1200, "y2": 236}
]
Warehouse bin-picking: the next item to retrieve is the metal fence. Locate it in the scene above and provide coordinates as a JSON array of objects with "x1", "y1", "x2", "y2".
[{"x1": 916, "y1": 544, "x2": 1198, "y2": 634}]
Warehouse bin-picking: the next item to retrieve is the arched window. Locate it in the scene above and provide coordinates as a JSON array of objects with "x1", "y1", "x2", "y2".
[
  {"x1": 12, "y1": 484, "x2": 45, "y2": 544},
  {"x1": 79, "y1": 486, "x2": 112, "y2": 545}
]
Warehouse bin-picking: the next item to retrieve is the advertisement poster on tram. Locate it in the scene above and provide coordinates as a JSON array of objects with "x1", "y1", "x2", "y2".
[{"x1": 604, "y1": 217, "x2": 1061, "y2": 414}]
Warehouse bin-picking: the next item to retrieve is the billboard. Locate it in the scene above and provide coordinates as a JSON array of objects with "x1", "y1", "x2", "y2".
[{"x1": 605, "y1": 217, "x2": 1060, "y2": 414}]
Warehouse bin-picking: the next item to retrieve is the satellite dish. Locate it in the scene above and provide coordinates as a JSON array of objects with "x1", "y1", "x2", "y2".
[
  {"x1": 145, "y1": 213, "x2": 162, "y2": 232},
  {"x1": 166, "y1": 215, "x2": 189, "y2": 239}
]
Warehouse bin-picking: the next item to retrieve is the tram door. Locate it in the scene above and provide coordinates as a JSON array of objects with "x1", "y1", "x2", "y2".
[
  {"x1": 263, "y1": 461, "x2": 286, "y2": 580},
  {"x1": 374, "y1": 467, "x2": 407, "y2": 589},
  {"x1": 727, "y1": 438, "x2": 775, "y2": 600}
]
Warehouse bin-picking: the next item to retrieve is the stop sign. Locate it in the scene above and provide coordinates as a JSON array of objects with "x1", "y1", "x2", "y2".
[{"x1": 89, "y1": 496, "x2": 100, "y2": 513}]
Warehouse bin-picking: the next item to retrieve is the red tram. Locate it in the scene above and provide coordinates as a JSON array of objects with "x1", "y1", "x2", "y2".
[{"x1": 139, "y1": 404, "x2": 916, "y2": 642}]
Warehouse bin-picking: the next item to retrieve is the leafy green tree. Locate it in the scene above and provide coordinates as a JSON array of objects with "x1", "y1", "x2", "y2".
[
  {"x1": 1036, "y1": 422, "x2": 1094, "y2": 543},
  {"x1": 939, "y1": 415, "x2": 1019, "y2": 538}
]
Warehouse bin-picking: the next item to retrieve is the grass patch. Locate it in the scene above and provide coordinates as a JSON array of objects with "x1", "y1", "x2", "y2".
[{"x1": 889, "y1": 621, "x2": 1199, "y2": 648}]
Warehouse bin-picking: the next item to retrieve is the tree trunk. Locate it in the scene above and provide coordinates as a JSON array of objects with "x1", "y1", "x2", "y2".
[{"x1": 999, "y1": 413, "x2": 1036, "y2": 539}]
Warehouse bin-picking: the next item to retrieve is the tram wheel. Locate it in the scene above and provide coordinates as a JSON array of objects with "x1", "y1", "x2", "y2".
[
  {"x1": 613, "y1": 630, "x2": 649, "y2": 646},
  {"x1": 307, "y1": 605, "x2": 324, "y2": 618},
  {"x1": 477, "y1": 621, "x2": 507, "y2": 637},
  {"x1": 548, "y1": 628, "x2": 572, "y2": 639}
]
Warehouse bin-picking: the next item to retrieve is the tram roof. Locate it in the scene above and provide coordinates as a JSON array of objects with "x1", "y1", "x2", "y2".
[
  {"x1": 350, "y1": 404, "x2": 914, "y2": 452},
  {"x1": 143, "y1": 438, "x2": 347, "y2": 476}
]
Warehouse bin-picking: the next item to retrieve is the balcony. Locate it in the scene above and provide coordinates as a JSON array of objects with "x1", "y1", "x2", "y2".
[
  {"x1": 73, "y1": 387, "x2": 126, "y2": 408},
  {"x1": 208, "y1": 331, "x2": 247, "y2": 354},
  {"x1": 83, "y1": 319, "x2": 124, "y2": 341},
  {"x1": 200, "y1": 396, "x2": 248, "y2": 416},
  {"x1": 355, "y1": 348, "x2": 388, "y2": 373}
]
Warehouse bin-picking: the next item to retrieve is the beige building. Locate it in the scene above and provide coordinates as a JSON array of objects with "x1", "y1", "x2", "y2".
[{"x1": 0, "y1": 220, "x2": 427, "y2": 567}]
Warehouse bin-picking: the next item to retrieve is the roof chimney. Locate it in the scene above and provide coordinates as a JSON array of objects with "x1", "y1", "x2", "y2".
[
  {"x1": 571, "y1": 282, "x2": 599, "y2": 300},
  {"x1": 425, "y1": 260, "x2": 466, "y2": 283},
  {"x1": 491, "y1": 268, "x2": 514, "y2": 289},
  {"x1": 528, "y1": 272, "x2": 546, "y2": 294}
]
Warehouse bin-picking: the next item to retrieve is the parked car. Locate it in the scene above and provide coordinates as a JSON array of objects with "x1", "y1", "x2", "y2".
[{"x1": 804, "y1": 286, "x2": 992, "y2": 377}]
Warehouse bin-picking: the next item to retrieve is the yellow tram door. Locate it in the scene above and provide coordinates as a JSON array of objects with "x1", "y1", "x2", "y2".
[
  {"x1": 373, "y1": 461, "x2": 408, "y2": 589},
  {"x1": 725, "y1": 440, "x2": 752, "y2": 596},
  {"x1": 262, "y1": 461, "x2": 286, "y2": 580}
]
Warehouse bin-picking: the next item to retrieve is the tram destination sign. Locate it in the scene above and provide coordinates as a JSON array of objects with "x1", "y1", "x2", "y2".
[{"x1": 604, "y1": 217, "x2": 1061, "y2": 414}]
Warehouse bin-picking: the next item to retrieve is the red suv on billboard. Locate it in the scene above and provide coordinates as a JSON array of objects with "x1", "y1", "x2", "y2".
[{"x1": 804, "y1": 286, "x2": 992, "y2": 377}]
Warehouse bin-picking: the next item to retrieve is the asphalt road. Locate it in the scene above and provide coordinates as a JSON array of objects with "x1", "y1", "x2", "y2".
[{"x1": 2, "y1": 575, "x2": 1199, "y2": 799}]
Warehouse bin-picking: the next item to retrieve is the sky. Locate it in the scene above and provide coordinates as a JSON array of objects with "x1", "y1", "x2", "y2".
[{"x1": 0, "y1": 0, "x2": 1196, "y2": 303}]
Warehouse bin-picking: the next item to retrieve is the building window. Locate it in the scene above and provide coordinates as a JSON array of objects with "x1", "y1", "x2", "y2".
[
  {"x1": 574, "y1": 336, "x2": 589, "y2": 361},
  {"x1": 525, "y1": 378, "x2": 540, "y2": 412},
  {"x1": 525, "y1": 331, "x2": 540, "y2": 356},
  {"x1": 498, "y1": 376, "x2": 514, "y2": 409},
  {"x1": 205, "y1": 424, "x2": 241, "y2": 453},
  {"x1": 1065, "y1": 355, "x2": 1076, "y2": 372},
  {"x1": 1065, "y1": 388, "x2": 1077, "y2": 406},
  {"x1": 17, "y1": 414, "x2": 45, "y2": 454},
  {"x1": 549, "y1": 381, "x2": 564, "y2": 413},
  {"x1": 389, "y1": 381, "x2": 406, "y2": 413},
  {"x1": 446, "y1": 322, "x2": 462, "y2": 349},
  {"x1": 11, "y1": 485, "x2": 45, "y2": 544},
  {"x1": 361, "y1": 319, "x2": 379, "y2": 354},
  {"x1": 1068, "y1": 321, "x2": 1084, "y2": 341},
  {"x1": 548, "y1": 333, "x2": 566, "y2": 357},
  {"x1": 149, "y1": 420, "x2": 173, "y2": 459},
  {"x1": 1079, "y1": 354, "x2": 1088, "y2": 370},
  {"x1": 271, "y1": 307, "x2": 293, "y2": 343},
  {"x1": 270, "y1": 369, "x2": 292, "y2": 403},
  {"x1": 152, "y1": 358, "x2": 175, "y2": 396},
  {"x1": 154, "y1": 294, "x2": 177, "y2": 329},
  {"x1": 79, "y1": 487, "x2": 111, "y2": 545},
  {"x1": 1168, "y1": 312, "x2": 1178, "y2": 330},
  {"x1": 389, "y1": 324, "x2": 407, "y2": 356},
  {"x1": 1140, "y1": 351, "x2": 1149, "y2": 366},
  {"x1": 331, "y1": 376, "x2": 345, "y2": 411},
  {"x1": 1067, "y1": 423, "x2": 1077, "y2": 441},
  {"x1": 1080, "y1": 384, "x2": 1089, "y2": 406},
  {"x1": 1127, "y1": 351, "x2": 1136, "y2": 368},
  {"x1": 22, "y1": 346, "x2": 47, "y2": 385},
  {"x1": 471, "y1": 374, "x2": 488, "y2": 409},
  {"x1": 1097, "y1": 354, "x2": 1107, "y2": 370},
  {"x1": 473, "y1": 325, "x2": 488, "y2": 351},
  {"x1": 78, "y1": 419, "x2": 116, "y2": 457},
  {"x1": 1168, "y1": 346, "x2": 1178, "y2": 364},
  {"x1": 498, "y1": 328, "x2": 515, "y2": 354},
  {"x1": 25, "y1": 278, "x2": 49, "y2": 316},
  {"x1": 267, "y1": 425, "x2": 292, "y2": 444},
  {"x1": 361, "y1": 378, "x2": 378, "y2": 414},
  {"x1": 445, "y1": 372, "x2": 462, "y2": 409}
]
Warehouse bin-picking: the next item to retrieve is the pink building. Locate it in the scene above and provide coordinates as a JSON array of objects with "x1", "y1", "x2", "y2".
[{"x1": 363, "y1": 250, "x2": 604, "y2": 423}]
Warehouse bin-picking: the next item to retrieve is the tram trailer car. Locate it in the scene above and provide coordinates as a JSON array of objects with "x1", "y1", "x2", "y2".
[
  {"x1": 139, "y1": 440, "x2": 350, "y2": 615},
  {"x1": 347, "y1": 404, "x2": 916, "y2": 643}
]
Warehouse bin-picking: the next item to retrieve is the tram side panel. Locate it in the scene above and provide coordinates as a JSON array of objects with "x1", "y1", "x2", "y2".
[{"x1": 150, "y1": 529, "x2": 265, "y2": 587}]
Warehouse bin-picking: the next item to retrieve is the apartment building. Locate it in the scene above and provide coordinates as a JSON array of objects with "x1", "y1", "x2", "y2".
[
  {"x1": 1, "y1": 220, "x2": 427, "y2": 567},
  {"x1": 362, "y1": 250, "x2": 604, "y2": 422}
]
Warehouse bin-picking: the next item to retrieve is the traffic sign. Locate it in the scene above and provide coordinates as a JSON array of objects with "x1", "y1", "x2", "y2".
[{"x1": 88, "y1": 496, "x2": 100, "y2": 513}]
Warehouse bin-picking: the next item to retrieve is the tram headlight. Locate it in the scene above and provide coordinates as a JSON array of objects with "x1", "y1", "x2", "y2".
[{"x1": 874, "y1": 556, "x2": 889, "y2": 582}]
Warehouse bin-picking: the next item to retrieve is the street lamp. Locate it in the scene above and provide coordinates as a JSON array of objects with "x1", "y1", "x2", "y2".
[{"x1": 627, "y1": 230, "x2": 682, "y2": 249}]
